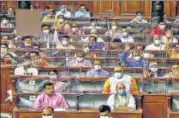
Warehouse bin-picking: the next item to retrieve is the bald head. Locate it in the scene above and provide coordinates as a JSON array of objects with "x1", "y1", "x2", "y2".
[{"x1": 116, "y1": 82, "x2": 126, "y2": 91}]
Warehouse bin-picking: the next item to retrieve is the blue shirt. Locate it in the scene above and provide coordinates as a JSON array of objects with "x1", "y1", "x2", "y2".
[
  {"x1": 88, "y1": 43, "x2": 104, "y2": 50},
  {"x1": 87, "y1": 69, "x2": 110, "y2": 77},
  {"x1": 74, "y1": 10, "x2": 91, "y2": 18},
  {"x1": 125, "y1": 58, "x2": 148, "y2": 67},
  {"x1": 40, "y1": 11, "x2": 46, "y2": 18}
]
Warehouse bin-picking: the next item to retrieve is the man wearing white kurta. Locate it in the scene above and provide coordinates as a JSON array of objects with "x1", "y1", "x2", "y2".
[{"x1": 107, "y1": 82, "x2": 136, "y2": 111}]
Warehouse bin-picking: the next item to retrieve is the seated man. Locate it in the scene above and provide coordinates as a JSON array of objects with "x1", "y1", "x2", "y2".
[
  {"x1": 42, "y1": 12, "x2": 55, "y2": 23},
  {"x1": 29, "y1": 51, "x2": 48, "y2": 67},
  {"x1": 145, "y1": 34, "x2": 165, "y2": 51},
  {"x1": 107, "y1": 82, "x2": 136, "y2": 111},
  {"x1": 56, "y1": 36, "x2": 75, "y2": 49},
  {"x1": 87, "y1": 60, "x2": 109, "y2": 77},
  {"x1": 107, "y1": 38, "x2": 121, "y2": 50},
  {"x1": 131, "y1": 11, "x2": 148, "y2": 24},
  {"x1": 55, "y1": 5, "x2": 72, "y2": 19},
  {"x1": 164, "y1": 65, "x2": 179, "y2": 78},
  {"x1": 82, "y1": 29, "x2": 104, "y2": 42},
  {"x1": 38, "y1": 24, "x2": 54, "y2": 48},
  {"x1": 42, "y1": 107, "x2": 54, "y2": 118},
  {"x1": 19, "y1": 36, "x2": 33, "y2": 48},
  {"x1": 102, "y1": 66, "x2": 139, "y2": 95},
  {"x1": 143, "y1": 62, "x2": 164, "y2": 79},
  {"x1": 163, "y1": 13, "x2": 171, "y2": 24},
  {"x1": 14, "y1": 59, "x2": 38, "y2": 75},
  {"x1": 119, "y1": 26, "x2": 134, "y2": 43},
  {"x1": 83, "y1": 19, "x2": 102, "y2": 29},
  {"x1": 34, "y1": 82, "x2": 68, "y2": 110},
  {"x1": 66, "y1": 51, "x2": 92, "y2": 67},
  {"x1": 74, "y1": 4, "x2": 91, "y2": 18},
  {"x1": 120, "y1": 49, "x2": 148, "y2": 67},
  {"x1": 105, "y1": 24, "x2": 120, "y2": 40},
  {"x1": 1, "y1": 35, "x2": 16, "y2": 48},
  {"x1": 1, "y1": 44, "x2": 9, "y2": 57},
  {"x1": 99, "y1": 105, "x2": 113, "y2": 118},
  {"x1": 84, "y1": 36, "x2": 105, "y2": 51}
]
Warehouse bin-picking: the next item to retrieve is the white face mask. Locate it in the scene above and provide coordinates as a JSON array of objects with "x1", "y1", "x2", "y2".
[
  {"x1": 150, "y1": 68, "x2": 158, "y2": 72},
  {"x1": 94, "y1": 65, "x2": 101, "y2": 71},
  {"x1": 42, "y1": 116, "x2": 53, "y2": 118},
  {"x1": 72, "y1": 28, "x2": 77, "y2": 32},
  {"x1": 134, "y1": 56, "x2": 140, "y2": 61},
  {"x1": 91, "y1": 22, "x2": 97, "y2": 27},
  {"x1": 114, "y1": 72, "x2": 122, "y2": 78},
  {"x1": 62, "y1": 40, "x2": 68, "y2": 45},
  {"x1": 49, "y1": 75, "x2": 57, "y2": 80},
  {"x1": 136, "y1": 16, "x2": 143, "y2": 20},
  {"x1": 77, "y1": 57, "x2": 84, "y2": 62},
  {"x1": 159, "y1": 25, "x2": 165, "y2": 30},
  {"x1": 112, "y1": 26, "x2": 117, "y2": 30},
  {"x1": 43, "y1": 30, "x2": 49, "y2": 34},
  {"x1": 122, "y1": 32, "x2": 128, "y2": 37},
  {"x1": 154, "y1": 39, "x2": 160, "y2": 45}
]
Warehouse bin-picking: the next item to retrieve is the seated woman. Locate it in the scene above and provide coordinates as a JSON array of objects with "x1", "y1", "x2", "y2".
[{"x1": 107, "y1": 82, "x2": 136, "y2": 111}]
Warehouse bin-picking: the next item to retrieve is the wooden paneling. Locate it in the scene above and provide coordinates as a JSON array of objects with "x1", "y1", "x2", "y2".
[
  {"x1": 0, "y1": 1, "x2": 177, "y2": 18},
  {"x1": 143, "y1": 95, "x2": 167, "y2": 118}
]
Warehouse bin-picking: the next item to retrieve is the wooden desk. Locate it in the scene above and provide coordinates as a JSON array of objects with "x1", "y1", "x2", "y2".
[{"x1": 13, "y1": 109, "x2": 142, "y2": 118}]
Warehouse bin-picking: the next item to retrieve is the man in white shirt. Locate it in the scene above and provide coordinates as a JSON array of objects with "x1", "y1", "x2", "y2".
[
  {"x1": 14, "y1": 60, "x2": 38, "y2": 75},
  {"x1": 145, "y1": 34, "x2": 165, "y2": 51},
  {"x1": 107, "y1": 82, "x2": 136, "y2": 111},
  {"x1": 119, "y1": 26, "x2": 134, "y2": 43},
  {"x1": 131, "y1": 11, "x2": 148, "y2": 24},
  {"x1": 55, "y1": 5, "x2": 72, "y2": 19},
  {"x1": 82, "y1": 29, "x2": 104, "y2": 42}
]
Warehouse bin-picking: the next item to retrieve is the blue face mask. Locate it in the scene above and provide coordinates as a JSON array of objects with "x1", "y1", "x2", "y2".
[{"x1": 118, "y1": 89, "x2": 126, "y2": 96}]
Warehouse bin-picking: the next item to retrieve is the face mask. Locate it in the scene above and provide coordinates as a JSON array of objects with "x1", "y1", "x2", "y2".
[
  {"x1": 42, "y1": 116, "x2": 53, "y2": 118},
  {"x1": 100, "y1": 116, "x2": 110, "y2": 118},
  {"x1": 137, "y1": 16, "x2": 143, "y2": 20},
  {"x1": 91, "y1": 22, "x2": 97, "y2": 27},
  {"x1": 43, "y1": 30, "x2": 49, "y2": 34},
  {"x1": 134, "y1": 56, "x2": 140, "y2": 61},
  {"x1": 122, "y1": 32, "x2": 128, "y2": 37},
  {"x1": 118, "y1": 89, "x2": 126, "y2": 96},
  {"x1": 150, "y1": 68, "x2": 158, "y2": 73},
  {"x1": 49, "y1": 75, "x2": 57, "y2": 80},
  {"x1": 62, "y1": 40, "x2": 68, "y2": 45},
  {"x1": 47, "y1": 14, "x2": 52, "y2": 17},
  {"x1": 94, "y1": 65, "x2": 101, "y2": 71},
  {"x1": 114, "y1": 72, "x2": 122, "y2": 79},
  {"x1": 159, "y1": 25, "x2": 165, "y2": 30},
  {"x1": 77, "y1": 57, "x2": 84, "y2": 62},
  {"x1": 112, "y1": 26, "x2": 117, "y2": 30},
  {"x1": 154, "y1": 39, "x2": 160, "y2": 45},
  {"x1": 1, "y1": 20, "x2": 9, "y2": 25},
  {"x1": 72, "y1": 28, "x2": 77, "y2": 32}
]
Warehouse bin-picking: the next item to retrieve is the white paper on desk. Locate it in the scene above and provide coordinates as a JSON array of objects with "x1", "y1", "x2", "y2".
[{"x1": 54, "y1": 108, "x2": 67, "y2": 112}]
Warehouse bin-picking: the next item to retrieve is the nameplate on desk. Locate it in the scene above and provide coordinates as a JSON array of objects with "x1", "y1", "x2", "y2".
[
  {"x1": 29, "y1": 96, "x2": 36, "y2": 101},
  {"x1": 29, "y1": 80, "x2": 35, "y2": 85}
]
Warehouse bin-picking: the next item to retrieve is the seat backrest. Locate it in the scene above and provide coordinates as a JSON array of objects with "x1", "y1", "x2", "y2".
[{"x1": 172, "y1": 96, "x2": 179, "y2": 112}]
